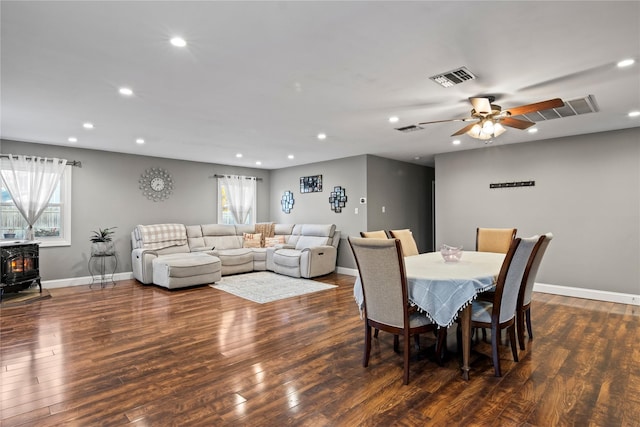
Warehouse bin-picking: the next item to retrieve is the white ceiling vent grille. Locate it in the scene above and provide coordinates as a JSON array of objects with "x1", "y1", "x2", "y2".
[
  {"x1": 518, "y1": 95, "x2": 599, "y2": 121},
  {"x1": 429, "y1": 67, "x2": 477, "y2": 88}
]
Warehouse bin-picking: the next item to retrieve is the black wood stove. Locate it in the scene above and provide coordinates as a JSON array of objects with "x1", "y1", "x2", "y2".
[{"x1": 1, "y1": 241, "x2": 41, "y2": 300}]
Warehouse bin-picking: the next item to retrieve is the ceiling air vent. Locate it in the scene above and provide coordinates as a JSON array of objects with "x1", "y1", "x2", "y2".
[
  {"x1": 518, "y1": 95, "x2": 599, "y2": 121},
  {"x1": 429, "y1": 67, "x2": 477, "y2": 88},
  {"x1": 395, "y1": 125, "x2": 424, "y2": 133}
]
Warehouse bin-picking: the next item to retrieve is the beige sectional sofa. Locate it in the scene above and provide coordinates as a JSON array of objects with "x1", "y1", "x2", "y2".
[{"x1": 131, "y1": 223, "x2": 340, "y2": 289}]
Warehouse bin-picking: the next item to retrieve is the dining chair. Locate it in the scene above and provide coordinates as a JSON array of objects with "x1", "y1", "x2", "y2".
[
  {"x1": 360, "y1": 230, "x2": 389, "y2": 238},
  {"x1": 348, "y1": 236, "x2": 436, "y2": 384},
  {"x1": 476, "y1": 227, "x2": 517, "y2": 254},
  {"x1": 460, "y1": 235, "x2": 537, "y2": 377},
  {"x1": 388, "y1": 229, "x2": 419, "y2": 257},
  {"x1": 516, "y1": 232, "x2": 553, "y2": 350}
]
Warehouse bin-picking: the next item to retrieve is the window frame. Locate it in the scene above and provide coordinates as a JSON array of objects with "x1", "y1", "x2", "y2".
[
  {"x1": 216, "y1": 177, "x2": 256, "y2": 225},
  {"x1": 0, "y1": 166, "x2": 72, "y2": 247}
]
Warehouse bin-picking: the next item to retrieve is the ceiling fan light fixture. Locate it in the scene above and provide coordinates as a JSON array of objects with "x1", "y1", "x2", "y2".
[{"x1": 493, "y1": 122, "x2": 506, "y2": 137}]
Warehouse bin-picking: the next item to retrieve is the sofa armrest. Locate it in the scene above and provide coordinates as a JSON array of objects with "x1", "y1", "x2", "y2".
[
  {"x1": 299, "y1": 245, "x2": 337, "y2": 278},
  {"x1": 131, "y1": 248, "x2": 159, "y2": 284}
]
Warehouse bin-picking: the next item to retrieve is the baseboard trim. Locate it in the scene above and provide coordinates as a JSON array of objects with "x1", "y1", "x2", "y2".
[
  {"x1": 534, "y1": 282, "x2": 640, "y2": 306},
  {"x1": 42, "y1": 272, "x2": 134, "y2": 289},
  {"x1": 336, "y1": 267, "x2": 358, "y2": 276}
]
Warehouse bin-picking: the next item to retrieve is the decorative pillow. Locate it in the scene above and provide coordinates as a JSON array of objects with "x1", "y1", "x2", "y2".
[
  {"x1": 242, "y1": 233, "x2": 262, "y2": 248},
  {"x1": 254, "y1": 222, "x2": 275, "y2": 247},
  {"x1": 264, "y1": 235, "x2": 286, "y2": 247}
]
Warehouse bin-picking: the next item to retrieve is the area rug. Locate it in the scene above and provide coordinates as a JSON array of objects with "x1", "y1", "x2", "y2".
[{"x1": 210, "y1": 271, "x2": 337, "y2": 304}]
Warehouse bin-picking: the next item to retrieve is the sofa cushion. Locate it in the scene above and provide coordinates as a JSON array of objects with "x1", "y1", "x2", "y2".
[
  {"x1": 216, "y1": 248, "x2": 254, "y2": 266},
  {"x1": 153, "y1": 253, "x2": 220, "y2": 278},
  {"x1": 243, "y1": 233, "x2": 262, "y2": 248},
  {"x1": 295, "y1": 235, "x2": 331, "y2": 250},
  {"x1": 272, "y1": 249, "x2": 302, "y2": 268},
  {"x1": 186, "y1": 225, "x2": 206, "y2": 250},
  {"x1": 265, "y1": 235, "x2": 285, "y2": 247}
]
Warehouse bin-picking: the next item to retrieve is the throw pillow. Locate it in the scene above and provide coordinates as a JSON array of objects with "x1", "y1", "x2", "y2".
[
  {"x1": 264, "y1": 235, "x2": 286, "y2": 247},
  {"x1": 254, "y1": 222, "x2": 275, "y2": 247},
  {"x1": 243, "y1": 233, "x2": 262, "y2": 248}
]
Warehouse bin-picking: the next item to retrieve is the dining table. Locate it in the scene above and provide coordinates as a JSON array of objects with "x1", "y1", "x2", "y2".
[{"x1": 353, "y1": 250, "x2": 505, "y2": 380}]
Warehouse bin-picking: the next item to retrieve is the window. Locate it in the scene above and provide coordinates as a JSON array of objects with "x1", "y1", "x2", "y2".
[
  {"x1": 217, "y1": 176, "x2": 256, "y2": 225},
  {"x1": 0, "y1": 167, "x2": 72, "y2": 247}
]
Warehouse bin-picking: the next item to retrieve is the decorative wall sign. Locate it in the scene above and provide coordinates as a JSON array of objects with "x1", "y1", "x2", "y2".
[
  {"x1": 329, "y1": 186, "x2": 347, "y2": 213},
  {"x1": 281, "y1": 190, "x2": 294, "y2": 214},
  {"x1": 489, "y1": 180, "x2": 535, "y2": 189},
  {"x1": 300, "y1": 175, "x2": 322, "y2": 193},
  {"x1": 139, "y1": 167, "x2": 174, "y2": 201}
]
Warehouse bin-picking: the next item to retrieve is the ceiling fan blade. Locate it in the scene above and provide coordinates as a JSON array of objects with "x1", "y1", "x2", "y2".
[
  {"x1": 451, "y1": 123, "x2": 478, "y2": 136},
  {"x1": 501, "y1": 117, "x2": 536, "y2": 130},
  {"x1": 417, "y1": 118, "x2": 469, "y2": 125},
  {"x1": 469, "y1": 97, "x2": 493, "y2": 115},
  {"x1": 506, "y1": 98, "x2": 564, "y2": 116}
]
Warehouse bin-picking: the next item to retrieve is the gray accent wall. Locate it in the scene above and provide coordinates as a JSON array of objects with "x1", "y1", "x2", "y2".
[
  {"x1": 366, "y1": 155, "x2": 435, "y2": 253},
  {"x1": 434, "y1": 127, "x2": 640, "y2": 294},
  {"x1": 269, "y1": 154, "x2": 434, "y2": 269},
  {"x1": 1, "y1": 139, "x2": 271, "y2": 281}
]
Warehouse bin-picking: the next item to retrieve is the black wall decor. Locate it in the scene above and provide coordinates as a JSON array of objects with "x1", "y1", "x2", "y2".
[
  {"x1": 300, "y1": 175, "x2": 322, "y2": 193},
  {"x1": 329, "y1": 186, "x2": 347, "y2": 213},
  {"x1": 490, "y1": 180, "x2": 535, "y2": 189},
  {"x1": 281, "y1": 190, "x2": 294, "y2": 213}
]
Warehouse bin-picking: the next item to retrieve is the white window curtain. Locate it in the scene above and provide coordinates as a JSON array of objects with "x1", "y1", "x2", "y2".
[
  {"x1": 221, "y1": 175, "x2": 256, "y2": 225},
  {"x1": 0, "y1": 155, "x2": 68, "y2": 240}
]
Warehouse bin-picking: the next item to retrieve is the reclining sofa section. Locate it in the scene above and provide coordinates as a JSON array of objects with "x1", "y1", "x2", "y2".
[{"x1": 131, "y1": 223, "x2": 340, "y2": 289}]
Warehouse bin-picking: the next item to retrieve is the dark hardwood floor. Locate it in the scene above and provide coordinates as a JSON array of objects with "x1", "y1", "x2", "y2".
[{"x1": 1, "y1": 273, "x2": 638, "y2": 426}]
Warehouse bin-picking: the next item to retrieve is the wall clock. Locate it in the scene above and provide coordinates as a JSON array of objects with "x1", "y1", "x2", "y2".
[{"x1": 139, "y1": 167, "x2": 174, "y2": 202}]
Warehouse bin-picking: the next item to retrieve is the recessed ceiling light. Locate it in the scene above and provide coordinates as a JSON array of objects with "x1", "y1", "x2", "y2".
[
  {"x1": 119, "y1": 87, "x2": 133, "y2": 96},
  {"x1": 628, "y1": 111, "x2": 640, "y2": 117},
  {"x1": 83, "y1": 122, "x2": 94, "y2": 129},
  {"x1": 617, "y1": 58, "x2": 635, "y2": 68},
  {"x1": 255, "y1": 161, "x2": 262, "y2": 166},
  {"x1": 287, "y1": 154, "x2": 294, "y2": 159},
  {"x1": 452, "y1": 139, "x2": 461, "y2": 145},
  {"x1": 236, "y1": 153, "x2": 243, "y2": 158},
  {"x1": 528, "y1": 128, "x2": 538, "y2": 134},
  {"x1": 317, "y1": 133, "x2": 327, "y2": 140},
  {"x1": 136, "y1": 138, "x2": 145, "y2": 144},
  {"x1": 68, "y1": 137, "x2": 77, "y2": 143},
  {"x1": 389, "y1": 116, "x2": 399, "y2": 123},
  {"x1": 170, "y1": 37, "x2": 187, "y2": 47},
  {"x1": 414, "y1": 156, "x2": 420, "y2": 160}
]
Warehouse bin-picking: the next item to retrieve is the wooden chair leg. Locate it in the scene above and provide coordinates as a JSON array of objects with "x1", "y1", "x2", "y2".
[
  {"x1": 363, "y1": 323, "x2": 372, "y2": 367},
  {"x1": 491, "y1": 323, "x2": 502, "y2": 377},
  {"x1": 374, "y1": 328, "x2": 379, "y2": 338},
  {"x1": 414, "y1": 334, "x2": 420, "y2": 351},
  {"x1": 403, "y1": 332, "x2": 410, "y2": 385},
  {"x1": 517, "y1": 309, "x2": 526, "y2": 350},
  {"x1": 393, "y1": 335, "x2": 399, "y2": 353},
  {"x1": 508, "y1": 324, "x2": 519, "y2": 362},
  {"x1": 525, "y1": 307, "x2": 533, "y2": 339}
]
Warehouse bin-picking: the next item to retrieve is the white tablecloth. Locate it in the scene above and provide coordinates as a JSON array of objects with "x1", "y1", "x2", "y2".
[{"x1": 353, "y1": 251, "x2": 505, "y2": 327}]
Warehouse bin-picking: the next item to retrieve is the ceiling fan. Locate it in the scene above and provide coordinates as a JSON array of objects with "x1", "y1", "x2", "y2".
[{"x1": 402, "y1": 97, "x2": 565, "y2": 140}]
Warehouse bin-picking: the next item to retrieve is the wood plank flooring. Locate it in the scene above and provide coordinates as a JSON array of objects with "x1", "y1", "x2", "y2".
[{"x1": 1, "y1": 274, "x2": 638, "y2": 426}]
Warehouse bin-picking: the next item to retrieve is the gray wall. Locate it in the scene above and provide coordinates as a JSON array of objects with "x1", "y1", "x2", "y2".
[
  {"x1": 366, "y1": 155, "x2": 435, "y2": 253},
  {"x1": 2, "y1": 139, "x2": 270, "y2": 281},
  {"x1": 434, "y1": 127, "x2": 640, "y2": 294},
  {"x1": 269, "y1": 154, "x2": 435, "y2": 269},
  {"x1": 270, "y1": 155, "x2": 368, "y2": 269}
]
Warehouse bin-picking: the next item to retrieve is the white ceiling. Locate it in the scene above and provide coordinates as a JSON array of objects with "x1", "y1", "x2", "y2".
[{"x1": 1, "y1": 1, "x2": 639, "y2": 169}]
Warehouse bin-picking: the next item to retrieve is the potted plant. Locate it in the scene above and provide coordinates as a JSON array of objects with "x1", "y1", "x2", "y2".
[{"x1": 90, "y1": 227, "x2": 116, "y2": 256}]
